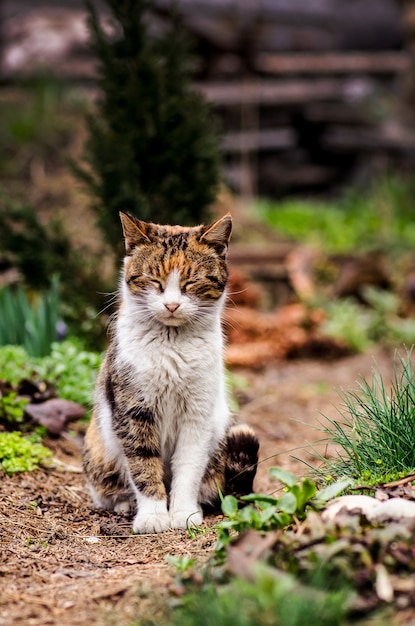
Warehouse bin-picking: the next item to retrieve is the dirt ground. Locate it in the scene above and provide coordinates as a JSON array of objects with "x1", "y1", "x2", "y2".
[{"x1": 0, "y1": 346, "x2": 400, "y2": 626}]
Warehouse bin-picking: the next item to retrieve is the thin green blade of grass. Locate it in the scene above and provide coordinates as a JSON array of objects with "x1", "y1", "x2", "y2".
[{"x1": 0, "y1": 289, "x2": 20, "y2": 345}]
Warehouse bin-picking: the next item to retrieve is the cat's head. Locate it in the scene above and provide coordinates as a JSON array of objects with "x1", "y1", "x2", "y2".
[{"x1": 119, "y1": 212, "x2": 232, "y2": 327}]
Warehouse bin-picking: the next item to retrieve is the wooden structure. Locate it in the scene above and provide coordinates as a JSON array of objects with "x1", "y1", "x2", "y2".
[{"x1": 2, "y1": 0, "x2": 415, "y2": 197}]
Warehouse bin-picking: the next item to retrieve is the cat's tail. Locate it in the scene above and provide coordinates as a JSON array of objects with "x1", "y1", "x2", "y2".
[
  {"x1": 199, "y1": 423, "x2": 259, "y2": 512},
  {"x1": 224, "y1": 424, "x2": 259, "y2": 498}
]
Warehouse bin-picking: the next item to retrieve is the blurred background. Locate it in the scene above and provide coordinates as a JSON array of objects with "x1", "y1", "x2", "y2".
[
  {"x1": 2, "y1": 0, "x2": 415, "y2": 360},
  {"x1": 2, "y1": 0, "x2": 414, "y2": 198}
]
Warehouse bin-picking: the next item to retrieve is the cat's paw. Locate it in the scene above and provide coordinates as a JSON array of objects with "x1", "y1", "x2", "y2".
[
  {"x1": 132, "y1": 510, "x2": 171, "y2": 534},
  {"x1": 170, "y1": 508, "x2": 203, "y2": 530}
]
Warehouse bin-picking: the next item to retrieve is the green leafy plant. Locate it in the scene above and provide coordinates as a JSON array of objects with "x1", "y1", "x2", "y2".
[
  {"x1": 321, "y1": 287, "x2": 415, "y2": 353},
  {"x1": 37, "y1": 340, "x2": 101, "y2": 407},
  {"x1": 316, "y1": 351, "x2": 415, "y2": 482},
  {"x1": 166, "y1": 555, "x2": 195, "y2": 573},
  {"x1": 0, "y1": 341, "x2": 101, "y2": 408},
  {"x1": 0, "y1": 391, "x2": 28, "y2": 424},
  {"x1": 76, "y1": 0, "x2": 221, "y2": 254},
  {"x1": 0, "y1": 345, "x2": 33, "y2": 384},
  {"x1": 321, "y1": 298, "x2": 374, "y2": 353},
  {"x1": 216, "y1": 469, "x2": 352, "y2": 554},
  {"x1": 363, "y1": 286, "x2": 415, "y2": 345},
  {"x1": 0, "y1": 431, "x2": 52, "y2": 474},
  {"x1": 0, "y1": 277, "x2": 60, "y2": 357},
  {"x1": 157, "y1": 568, "x2": 347, "y2": 626}
]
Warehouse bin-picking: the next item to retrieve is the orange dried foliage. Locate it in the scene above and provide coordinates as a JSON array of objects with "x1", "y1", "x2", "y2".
[
  {"x1": 224, "y1": 303, "x2": 346, "y2": 368},
  {"x1": 227, "y1": 267, "x2": 263, "y2": 309}
]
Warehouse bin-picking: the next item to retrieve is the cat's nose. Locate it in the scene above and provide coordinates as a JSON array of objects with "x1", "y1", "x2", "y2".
[{"x1": 164, "y1": 302, "x2": 180, "y2": 313}]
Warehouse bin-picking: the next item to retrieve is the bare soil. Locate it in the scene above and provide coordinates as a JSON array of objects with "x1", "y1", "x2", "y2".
[{"x1": 0, "y1": 346, "x2": 399, "y2": 626}]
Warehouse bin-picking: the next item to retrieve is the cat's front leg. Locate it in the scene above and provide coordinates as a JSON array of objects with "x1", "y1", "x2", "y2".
[
  {"x1": 113, "y1": 409, "x2": 170, "y2": 534},
  {"x1": 169, "y1": 426, "x2": 211, "y2": 529},
  {"x1": 126, "y1": 456, "x2": 171, "y2": 534}
]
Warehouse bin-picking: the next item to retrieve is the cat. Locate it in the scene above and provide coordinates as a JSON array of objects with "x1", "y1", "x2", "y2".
[{"x1": 83, "y1": 212, "x2": 259, "y2": 534}]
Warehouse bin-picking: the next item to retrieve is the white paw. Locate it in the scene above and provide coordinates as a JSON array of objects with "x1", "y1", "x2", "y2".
[
  {"x1": 132, "y1": 510, "x2": 171, "y2": 534},
  {"x1": 170, "y1": 508, "x2": 203, "y2": 530}
]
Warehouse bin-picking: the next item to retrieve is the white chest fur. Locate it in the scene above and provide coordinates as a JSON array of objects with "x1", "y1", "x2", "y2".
[{"x1": 115, "y1": 302, "x2": 230, "y2": 451}]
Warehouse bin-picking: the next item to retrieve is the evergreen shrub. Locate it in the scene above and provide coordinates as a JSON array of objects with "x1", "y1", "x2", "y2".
[{"x1": 76, "y1": 0, "x2": 221, "y2": 252}]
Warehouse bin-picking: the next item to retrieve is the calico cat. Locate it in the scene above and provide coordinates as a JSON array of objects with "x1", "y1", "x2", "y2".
[{"x1": 83, "y1": 212, "x2": 259, "y2": 534}]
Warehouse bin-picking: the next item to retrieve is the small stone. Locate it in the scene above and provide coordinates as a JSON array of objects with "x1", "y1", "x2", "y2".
[{"x1": 322, "y1": 495, "x2": 379, "y2": 522}]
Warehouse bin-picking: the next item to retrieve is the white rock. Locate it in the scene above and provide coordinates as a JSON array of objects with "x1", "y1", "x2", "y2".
[
  {"x1": 322, "y1": 495, "x2": 379, "y2": 522},
  {"x1": 366, "y1": 498, "x2": 415, "y2": 523}
]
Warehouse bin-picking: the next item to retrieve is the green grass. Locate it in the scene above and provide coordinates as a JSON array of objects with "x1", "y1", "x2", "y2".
[
  {"x1": 317, "y1": 350, "x2": 415, "y2": 482},
  {"x1": 321, "y1": 287, "x2": 415, "y2": 353},
  {"x1": 255, "y1": 175, "x2": 415, "y2": 254}
]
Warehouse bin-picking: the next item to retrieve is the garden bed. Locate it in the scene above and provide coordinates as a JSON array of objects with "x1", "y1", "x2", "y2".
[{"x1": 0, "y1": 347, "x2": 405, "y2": 626}]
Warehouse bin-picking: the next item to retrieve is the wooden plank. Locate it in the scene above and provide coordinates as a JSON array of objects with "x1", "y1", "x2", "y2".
[
  {"x1": 222, "y1": 128, "x2": 295, "y2": 152},
  {"x1": 196, "y1": 78, "x2": 347, "y2": 106},
  {"x1": 229, "y1": 247, "x2": 293, "y2": 265},
  {"x1": 304, "y1": 102, "x2": 370, "y2": 125},
  {"x1": 323, "y1": 126, "x2": 415, "y2": 152},
  {"x1": 255, "y1": 52, "x2": 410, "y2": 76}
]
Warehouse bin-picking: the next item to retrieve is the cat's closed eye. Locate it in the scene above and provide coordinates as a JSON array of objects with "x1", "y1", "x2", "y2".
[
  {"x1": 182, "y1": 281, "x2": 197, "y2": 293},
  {"x1": 127, "y1": 274, "x2": 141, "y2": 285},
  {"x1": 150, "y1": 279, "x2": 164, "y2": 292}
]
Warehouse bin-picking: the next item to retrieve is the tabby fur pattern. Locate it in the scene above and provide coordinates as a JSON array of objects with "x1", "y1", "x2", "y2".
[{"x1": 83, "y1": 212, "x2": 259, "y2": 533}]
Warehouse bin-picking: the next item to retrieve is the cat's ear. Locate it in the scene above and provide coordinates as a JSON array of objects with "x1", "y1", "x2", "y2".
[
  {"x1": 200, "y1": 214, "x2": 232, "y2": 254},
  {"x1": 119, "y1": 212, "x2": 151, "y2": 253}
]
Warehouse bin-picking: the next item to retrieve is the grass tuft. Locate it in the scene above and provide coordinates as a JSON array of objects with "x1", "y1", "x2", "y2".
[
  {"x1": 0, "y1": 277, "x2": 60, "y2": 357},
  {"x1": 317, "y1": 350, "x2": 415, "y2": 482}
]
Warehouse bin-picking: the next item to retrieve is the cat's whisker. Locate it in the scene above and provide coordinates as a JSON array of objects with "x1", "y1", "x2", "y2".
[
  {"x1": 223, "y1": 300, "x2": 243, "y2": 318},
  {"x1": 226, "y1": 288, "x2": 249, "y2": 297},
  {"x1": 225, "y1": 297, "x2": 239, "y2": 309},
  {"x1": 97, "y1": 290, "x2": 118, "y2": 297},
  {"x1": 96, "y1": 296, "x2": 119, "y2": 317},
  {"x1": 221, "y1": 318, "x2": 239, "y2": 335}
]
